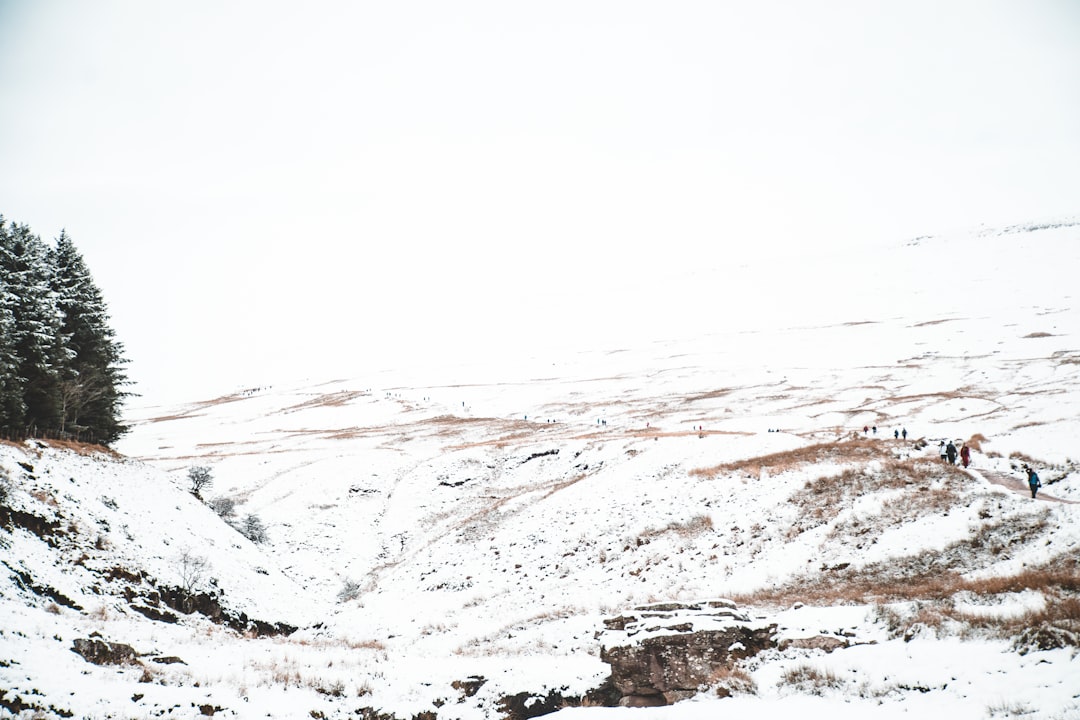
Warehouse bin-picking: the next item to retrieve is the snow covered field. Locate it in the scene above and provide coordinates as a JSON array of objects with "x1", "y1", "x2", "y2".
[{"x1": 2, "y1": 220, "x2": 1079, "y2": 718}]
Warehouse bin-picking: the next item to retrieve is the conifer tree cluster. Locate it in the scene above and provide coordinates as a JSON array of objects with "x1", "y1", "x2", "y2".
[{"x1": 0, "y1": 215, "x2": 129, "y2": 445}]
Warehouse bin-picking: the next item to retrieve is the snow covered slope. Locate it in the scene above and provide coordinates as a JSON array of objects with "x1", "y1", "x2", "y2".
[{"x1": 3, "y1": 220, "x2": 1079, "y2": 719}]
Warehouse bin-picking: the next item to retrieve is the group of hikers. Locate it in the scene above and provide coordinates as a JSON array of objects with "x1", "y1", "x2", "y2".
[
  {"x1": 937, "y1": 440, "x2": 1043, "y2": 498},
  {"x1": 862, "y1": 425, "x2": 908, "y2": 440},
  {"x1": 863, "y1": 425, "x2": 1045, "y2": 500},
  {"x1": 937, "y1": 439, "x2": 972, "y2": 468}
]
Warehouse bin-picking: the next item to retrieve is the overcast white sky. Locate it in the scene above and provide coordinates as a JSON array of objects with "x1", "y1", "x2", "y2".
[{"x1": 2, "y1": 1, "x2": 1078, "y2": 407}]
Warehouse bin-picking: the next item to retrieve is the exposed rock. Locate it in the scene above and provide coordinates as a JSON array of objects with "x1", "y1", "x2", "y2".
[
  {"x1": 0, "y1": 505, "x2": 65, "y2": 547},
  {"x1": 71, "y1": 637, "x2": 137, "y2": 665},
  {"x1": 130, "y1": 603, "x2": 179, "y2": 623},
  {"x1": 598, "y1": 600, "x2": 777, "y2": 706},
  {"x1": 5, "y1": 565, "x2": 82, "y2": 610},
  {"x1": 155, "y1": 586, "x2": 296, "y2": 636},
  {"x1": 451, "y1": 675, "x2": 487, "y2": 699},
  {"x1": 778, "y1": 635, "x2": 849, "y2": 653},
  {"x1": 497, "y1": 689, "x2": 577, "y2": 720},
  {"x1": 151, "y1": 655, "x2": 186, "y2": 665}
]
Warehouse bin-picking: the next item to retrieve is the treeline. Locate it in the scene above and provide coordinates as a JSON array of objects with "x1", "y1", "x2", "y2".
[{"x1": 1, "y1": 215, "x2": 128, "y2": 446}]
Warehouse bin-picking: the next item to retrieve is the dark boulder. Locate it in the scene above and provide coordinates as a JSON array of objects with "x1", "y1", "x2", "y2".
[
  {"x1": 71, "y1": 637, "x2": 137, "y2": 665},
  {"x1": 598, "y1": 600, "x2": 777, "y2": 706}
]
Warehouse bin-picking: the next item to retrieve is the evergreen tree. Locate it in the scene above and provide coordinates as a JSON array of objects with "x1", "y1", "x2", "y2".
[
  {"x1": 0, "y1": 217, "x2": 65, "y2": 432},
  {"x1": 0, "y1": 224, "x2": 23, "y2": 427},
  {"x1": 48, "y1": 230, "x2": 129, "y2": 443}
]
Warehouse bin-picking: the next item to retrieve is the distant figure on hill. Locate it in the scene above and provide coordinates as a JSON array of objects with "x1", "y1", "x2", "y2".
[
  {"x1": 1026, "y1": 466, "x2": 1041, "y2": 499},
  {"x1": 902, "y1": 428, "x2": 908, "y2": 440},
  {"x1": 894, "y1": 429, "x2": 899, "y2": 439},
  {"x1": 960, "y1": 444, "x2": 971, "y2": 468},
  {"x1": 863, "y1": 425, "x2": 869, "y2": 435},
  {"x1": 939, "y1": 441, "x2": 948, "y2": 461},
  {"x1": 946, "y1": 441, "x2": 958, "y2": 464}
]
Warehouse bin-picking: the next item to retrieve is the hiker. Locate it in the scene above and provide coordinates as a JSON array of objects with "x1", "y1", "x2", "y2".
[
  {"x1": 863, "y1": 425, "x2": 869, "y2": 435},
  {"x1": 872, "y1": 426, "x2": 878, "y2": 435},
  {"x1": 939, "y1": 441, "x2": 948, "y2": 462},
  {"x1": 1026, "y1": 466, "x2": 1041, "y2": 499},
  {"x1": 946, "y1": 441, "x2": 958, "y2": 464},
  {"x1": 902, "y1": 428, "x2": 908, "y2": 440},
  {"x1": 894, "y1": 429, "x2": 899, "y2": 439},
  {"x1": 960, "y1": 444, "x2": 971, "y2": 468}
]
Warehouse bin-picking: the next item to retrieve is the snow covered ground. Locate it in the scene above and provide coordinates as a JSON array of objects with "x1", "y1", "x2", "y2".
[{"x1": 2, "y1": 219, "x2": 1079, "y2": 718}]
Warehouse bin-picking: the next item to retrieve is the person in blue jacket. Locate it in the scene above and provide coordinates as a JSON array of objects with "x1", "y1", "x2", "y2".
[{"x1": 1026, "y1": 465, "x2": 1041, "y2": 499}]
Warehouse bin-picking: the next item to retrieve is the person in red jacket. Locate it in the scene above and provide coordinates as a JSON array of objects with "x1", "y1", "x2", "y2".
[{"x1": 960, "y1": 443, "x2": 971, "y2": 468}]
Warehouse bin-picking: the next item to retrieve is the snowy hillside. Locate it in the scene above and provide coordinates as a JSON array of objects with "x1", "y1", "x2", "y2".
[{"x1": 3, "y1": 220, "x2": 1080, "y2": 719}]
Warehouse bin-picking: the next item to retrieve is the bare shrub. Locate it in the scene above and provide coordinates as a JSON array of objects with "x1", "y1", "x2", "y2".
[
  {"x1": 187, "y1": 465, "x2": 213, "y2": 498},
  {"x1": 967, "y1": 433, "x2": 988, "y2": 452},
  {"x1": 337, "y1": 578, "x2": 361, "y2": 603},
  {"x1": 208, "y1": 496, "x2": 236, "y2": 520},
  {"x1": 311, "y1": 677, "x2": 347, "y2": 697},
  {"x1": 240, "y1": 513, "x2": 269, "y2": 544},
  {"x1": 177, "y1": 548, "x2": 209, "y2": 593},
  {"x1": 986, "y1": 699, "x2": 1036, "y2": 717}
]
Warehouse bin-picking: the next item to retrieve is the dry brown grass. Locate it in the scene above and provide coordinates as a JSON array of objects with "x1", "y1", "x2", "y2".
[
  {"x1": 691, "y1": 439, "x2": 893, "y2": 479},
  {"x1": 823, "y1": 485, "x2": 961, "y2": 543},
  {"x1": 682, "y1": 388, "x2": 735, "y2": 403},
  {"x1": 958, "y1": 596, "x2": 1080, "y2": 633},
  {"x1": 778, "y1": 665, "x2": 845, "y2": 694},
  {"x1": 872, "y1": 589, "x2": 1080, "y2": 651},
  {"x1": 29, "y1": 488, "x2": 59, "y2": 507},
  {"x1": 709, "y1": 665, "x2": 757, "y2": 697},
  {"x1": 640, "y1": 514, "x2": 714, "y2": 540},
  {"x1": 732, "y1": 542, "x2": 1075, "y2": 610},
  {"x1": 783, "y1": 458, "x2": 969, "y2": 540},
  {"x1": 4, "y1": 437, "x2": 120, "y2": 458},
  {"x1": 1008, "y1": 450, "x2": 1043, "y2": 466},
  {"x1": 967, "y1": 433, "x2": 988, "y2": 452},
  {"x1": 278, "y1": 391, "x2": 367, "y2": 414}
]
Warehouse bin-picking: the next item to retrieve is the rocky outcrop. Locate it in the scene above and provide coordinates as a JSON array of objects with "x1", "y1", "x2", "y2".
[
  {"x1": 71, "y1": 637, "x2": 137, "y2": 666},
  {"x1": 155, "y1": 586, "x2": 297, "y2": 636},
  {"x1": 598, "y1": 600, "x2": 777, "y2": 706}
]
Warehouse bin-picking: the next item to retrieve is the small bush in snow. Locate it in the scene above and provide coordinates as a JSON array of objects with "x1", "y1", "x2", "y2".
[
  {"x1": 986, "y1": 700, "x2": 1036, "y2": 717},
  {"x1": 778, "y1": 664, "x2": 845, "y2": 695},
  {"x1": 177, "y1": 548, "x2": 210, "y2": 593},
  {"x1": 710, "y1": 665, "x2": 757, "y2": 697},
  {"x1": 240, "y1": 513, "x2": 268, "y2": 544},
  {"x1": 209, "y1": 496, "x2": 236, "y2": 520},
  {"x1": 187, "y1": 465, "x2": 213, "y2": 498},
  {"x1": 0, "y1": 467, "x2": 12, "y2": 505},
  {"x1": 337, "y1": 578, "x2": 361, "y2": 603}
]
